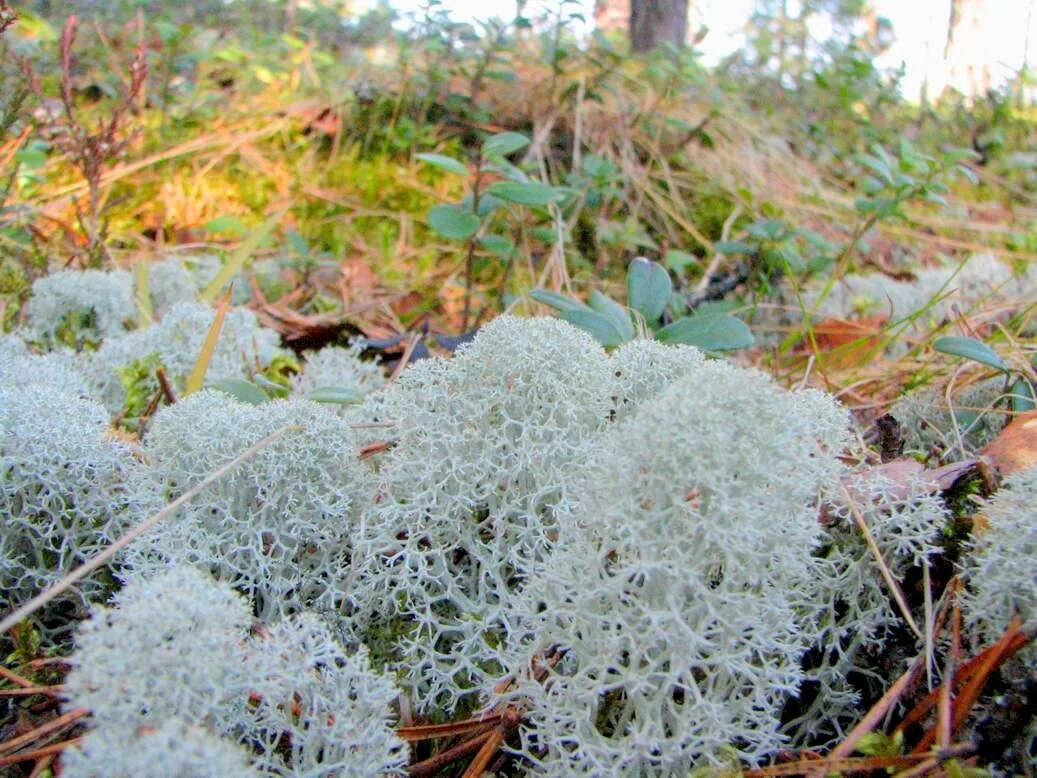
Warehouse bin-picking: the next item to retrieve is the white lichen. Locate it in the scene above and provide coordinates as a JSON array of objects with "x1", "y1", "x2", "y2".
[
  {"x1": 64, "y1": 566, "x2": 253, "y2": 731},
  {"x1": 0, "y1": 383, "x2": 152, "y2": 624},
  {"x1": 61, "y1": 717, "x2": 262, "y2": 778},
  {"x1": 24, "y1": 269, "x2": 135, "y2": 349},
  {"x1": 493, "y1": 360, "x2": 850, "y2": 773},
  {"x1": 127, "y1": 391, "x2": 371, "y2": 623},
  {"x1": 350, "y1": 315, "x2": 614, "y2": 713},
  {"x1": 243, "y1": 612, "x2": 408, "y2": 777}
]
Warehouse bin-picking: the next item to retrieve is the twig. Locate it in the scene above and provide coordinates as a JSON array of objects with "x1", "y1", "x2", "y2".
[
  {"x1": 0, "y1": 737, "x2": 84, "y2": 767},
  {"x1": 0, "y1": 708, "x2": 88, "y2": 756},
  {"x1": 0, "y1": 425, "x2": 301, "y2": 635},
  {"x1": 407, "y1": 730, "x2": 494, "y2": 777},
  {"x1": 156, "y1": 366, "x2": 177, "y2": 404},
  {"x1": 829, "y1": 661, "x2": 918, "y2": 759},
  {"x1": 0, "y1": 665, "x2": 35, "y2": 689},
  {"x1": 0, "y1": 685, "x2": 66, "y2": 699},
  {"x1": 388, "y1": 334, "x2": 420, "y2": 384}
]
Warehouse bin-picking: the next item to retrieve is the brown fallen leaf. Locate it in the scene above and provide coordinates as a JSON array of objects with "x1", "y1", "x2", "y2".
[{"x1": 981, "y1": 410, "x2": 1037, "y2": 476}]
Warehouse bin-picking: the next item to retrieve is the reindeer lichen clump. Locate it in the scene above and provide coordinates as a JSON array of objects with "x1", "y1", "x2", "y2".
[
  {"x1": 496, "y1": 361, "x2": 850, "y2": 773},
  {"x1": 124, "y1": 391, "x2": 372, "y2": 623},
  {"x1": 350, "y1": 316, "x2": 614, "y2": 713}
]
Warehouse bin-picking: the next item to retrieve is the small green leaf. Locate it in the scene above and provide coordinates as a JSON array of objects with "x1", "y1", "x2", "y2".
[
  {"x1": 209, "y1": 377, "x2": 270, "y2": 405},
  {"x1": 477, "y1": 234, "x2": 515, "y2": 257},
  {"x1": 713, "y1": 241, "x2": 753, "y2": 255},
  {"x1": 665, "y1": 249, "x2": 698, "y2": 271},
  {"x1": 626, "y1": 257, "x2": 672, "y2": 323},
  {"x1": 307, "y1": 386, "x2": 364, "y2": 405},
  {"x1": 201, "y1": 215, "x2": 248, "y2": 236},
  {"x1": 415, "y1": 153, "x2": 468, "y2": 175},
  {"x1": 530, "y1": 288, "x2": 589, "y2": 313},
  {"x1": 428, "y1": 204, "x2": 481, "y2": 240},
  {"x1": 1009, "y1": 379, "x2": 1036, "y2": 413},
  {"x1": 933, "y1": 336, "x2": 1006, "y2": 371},
  {"x1": 482, "y1": 131, "x2": 529, "y2": 158},
  {"x1": 486, "y1": 181, "x2": 558, "y2": 206},
  {"x1": 656, "y1": 314, "x2": 755, "y2": 351},
  {"x1": 588, "y1": 290, "x2": 634, "y2": 341},
  {"x1": 561, "y1": 308, "x2": 626, "y2": 348},
  {"x1": 253, "y1": 374, "x2": 290, "y2": 398}
]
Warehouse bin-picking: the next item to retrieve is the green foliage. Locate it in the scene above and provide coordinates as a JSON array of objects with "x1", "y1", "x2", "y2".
[{"x1": 534, "y1": 257, "x2": 755, "y2": 351}]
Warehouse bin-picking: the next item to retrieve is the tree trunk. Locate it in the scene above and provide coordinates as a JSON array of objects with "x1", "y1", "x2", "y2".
[
  {"x1": 942, "y1": 0, "x2": 992, "y2": 100},
  {"x1": 630, "y1": 0, "x2": 689, "y2": 53}
]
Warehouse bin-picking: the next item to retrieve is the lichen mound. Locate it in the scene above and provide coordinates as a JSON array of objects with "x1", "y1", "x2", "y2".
[
  {"x1": 24, "y1": 269, "x2": 135, "y2": 349},
  {"x1": 350, "y1": 315, "x2": 614, "y2": 713},
  {"x1": 127, "y1": 391, "x2": 371, "y2": 623},
  {"x1": 496, "y1": 360, "x2": 850, "y2": 774},
  {"x1": 61, "y1": 717, "x2": 263, "y2": 778},
  {"x1": 0, "y1": 383, "x2": 152, "y2": 624}
]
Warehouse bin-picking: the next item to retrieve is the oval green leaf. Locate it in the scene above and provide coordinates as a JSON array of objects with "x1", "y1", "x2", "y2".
[
  {"x1": 933, "y1": 336, "x2": 1006, "y2": 371},
  {"x1": 626, "y1": 257, "x2": 672, "y2": 324},
  {"x1": 428, "y1": 204, "x2": 481, "y2": 240},
  {"x1": 415, "y1": 153, "x2": 468, "y2": 176},
  {"x1": 656, "y1": 314, "x2": 755, "y2": 351},
  {"x1": 209, "y1": 377, "x2": 270, "y2": 405},
  {"x1": 561, "y1": 308, "x2": 626, "y2": 348},
  {"x1": 588, "y1": 289, "x2": 634, "y2": 341},
  {"x1": 306, "y1": 386, "x2": 364, "y2": 405},
  {"x1": 485, "y1": 181, "x2": 558, "y2": 206},
  {"x1": 530, "y1": 288, "x2": 589, "y2": 313},
  {"x1": 482, "y1": 131, "x2": 529, "y2": 158}
]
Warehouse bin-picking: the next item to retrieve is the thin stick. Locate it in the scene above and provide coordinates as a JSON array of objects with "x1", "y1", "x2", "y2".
[
  {"x1": 0, "y1": 425, "x2": 301, "y2": 635},
  {"x1": 0, "y1": 685, "x2": 66, "y2": 698},
  {"x1": 389, "y1": 334, "x2": 420, "y2": 384},
  {"x1": 0, "y1": 708, "x2": 88, "y2": 756},
  {"x1": 460, "y1": 727, "x2": 505, "y2": 778},
  {"x1": 829, "y1": 661, "x2": 917, "y2": 759},
  {"x1": 0, "y1": 737, "x2": 84, "y2": 767},
  {"x1": 838, "y1": 482, "x2": 924, "y2": 640},
  {"x1": 0, "y1": 665, "x2": 35, "y2": 689}
]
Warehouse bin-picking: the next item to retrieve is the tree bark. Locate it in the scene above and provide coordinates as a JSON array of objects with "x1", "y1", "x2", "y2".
[
  {"x1": 942, "y1": 0, "x2": 992, "y2": 100},
  {"x1": 630, "y1": 0, "x2": 689, "y2": 53}
]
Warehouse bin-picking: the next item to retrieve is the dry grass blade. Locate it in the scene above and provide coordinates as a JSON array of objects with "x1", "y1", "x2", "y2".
[
  {"x1": 200, "y1": 210, "x2": 284, "y2": 302},
  {"x1": 0, "y1": 424, "x2": 302, "y2": 635},
  {"x1": 838, "y1": 481, "x2": 924, "y2": 640},
  {"x1": 182, "y1": 286, "x2": 232, "y2": 397}
]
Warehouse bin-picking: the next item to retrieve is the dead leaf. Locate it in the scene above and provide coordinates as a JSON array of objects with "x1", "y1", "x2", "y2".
[{"x1": 981, "y1": 410, "x2": 1037, "y2": 475}]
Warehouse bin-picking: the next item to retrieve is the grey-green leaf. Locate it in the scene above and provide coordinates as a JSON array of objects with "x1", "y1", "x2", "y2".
[
  {"x1": 209, "y1": 378, "x2": 269, "y2": 405},
  {"x1": 626, "y1": 257, "x2": 672, "y2": 323},
  {"x1": 561, "y1": 308, "x2": 627, "y2": 348},
  {"x1": 933, "y1": 336, "x2": 1006, "y2": 371},
  {"x1": 656, "y1": 314, "x2": 755, "y2": 351},
  {"x1": 486, "y1": 181, "x2": 558, "y2": 206},
  {"x1": 416, "y1": 153, "x2": 469, "y2": 176},
  {"x1": 306, "y1": 386, "x2": 364, "y2": 405},
  {"x1": 428, "y1": 204, "x2": 481, "y2": 240},
  {"x1": 588, "y1": 289, "x2": 635, "y2": 341},
  {"x1": 482, "y1": 131, "x2": 529, "y2": 158},
  {"x1": 530, "y1": 288, "x2": 589, "y2": 313}
]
